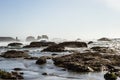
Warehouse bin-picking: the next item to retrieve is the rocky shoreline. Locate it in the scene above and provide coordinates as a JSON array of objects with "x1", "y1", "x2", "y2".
[{"x1": 0, "y1": 39, "x2": 120, "y2": 79}]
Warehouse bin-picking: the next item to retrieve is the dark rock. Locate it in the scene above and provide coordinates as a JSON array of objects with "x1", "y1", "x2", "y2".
[
  {"x1": 42, "y1": 72, "x2": 47, "y2": 75},
  {"x1": 42, "y1": 45, "x2": 65, "y2": 52},
  {"x1": 42, "y1": 41, "x2": 87, "y2": 52},
  {"x1": 91, "y1": 46, "x2": 116, "y2": 53},
  {"x1": 23, "y1": 41, "x2": 56, "y2": 48},
  {"x1": 20, "y1": 72, "x2": 24, "y2": 75},
  {"x1": 53, "y1": 52, "x2": 120, "y2": 72},
  {"x1": 104, "y1": 72, "x2": 117, "y2": 80},
  {"x1": 88, "y1": 41, "x2": 94, "y2": 44},
  {"x1": 36, "y1": 56, "x2": 47, "y2": 65},
  {"x1": 11, "y1": 71, "x2": 24, "y2": 79},
  {"x1": 0, "y1": 70, "x2": 13, "y2": 79},
  {"x1": 58, "y1": 41, "x2": 87, "y2": 48},
  {"x1": 98, "y1": 37, "x2": 111, "y2": 41},
  {"x1": 61, "y1": 68, "x2": 66, "y2": 71},
  {"x1": 0, "y1": 70, "x2": 24, "y2": 79},
  {"x1": 13, "y1": 68, "x2": 22, "y2": 71},
  {"x1": 16, "y1": 74, "x2": 24, "y2": 79},
  {"x1": 8, "y1": 43, "x2": 23, "y2": 47},
  {"x1": 51, "y1": 53, "x2": 58, "y2": 56},
  {"x1": 2, "y1": 50, "x2": 30, "y2": 58}
]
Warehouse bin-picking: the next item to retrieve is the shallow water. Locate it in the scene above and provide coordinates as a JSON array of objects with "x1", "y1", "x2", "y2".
[
  {"x1": 0, "y1": 41, "x2": 120, "y2": 80},
  {"x1": 0, "y1": 57, "x2": 107, "y2": 80}
]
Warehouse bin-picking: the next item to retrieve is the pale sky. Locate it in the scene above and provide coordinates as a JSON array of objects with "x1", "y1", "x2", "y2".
[{"x1": 0, "y1": 0, "x2": 120, "y2": 40}]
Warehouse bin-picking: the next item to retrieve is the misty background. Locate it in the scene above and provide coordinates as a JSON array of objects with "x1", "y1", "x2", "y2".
[{"x1": 0, "y1": 0, "x2": 120, "y2": 40}]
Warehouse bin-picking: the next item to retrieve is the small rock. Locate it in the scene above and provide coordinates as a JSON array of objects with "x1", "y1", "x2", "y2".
[
  {"x1": 51, "y1": 53, "x2": 58, "y2": 56},
  {"x1": 13, "y1": 68, "x2": 22, "y2": 71},
  {"x1": 42, "y1": 72, "x2": 47, "y2": 75},
  {"x1": 36, "y1": 56, "x2": 47, "y2": 65}
]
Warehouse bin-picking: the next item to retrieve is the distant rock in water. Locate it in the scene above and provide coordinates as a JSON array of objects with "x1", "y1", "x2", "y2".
[
  {"x1": 41, "y1": 35, "x2": 49, "y2": 39},
  {"x1": 26, "y1": 36, "x2": 36, "y2": 41},
  {"x1": 0, "y1": 37, "x2": 16, "y2": 42},
  {"x1": 23, "y1": 41, "x2": 56, "y2": 48},
  {"x1": 37, "y1": 36, "x2": 41, "y2": 40},
  {"x1": 58, "y1": 41, "x2": 87, "y2": 48},
  {"x1": 8, "y1": 43, "x2": 23, "y2": 47},
  {"x1": 98, "y1": 37, "x2": 111, "y2": 41},
  {"x1": 2, "y1": 50, "x2": 29, "y2": 58}
]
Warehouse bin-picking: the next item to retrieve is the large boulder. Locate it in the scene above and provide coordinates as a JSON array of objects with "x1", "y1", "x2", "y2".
[
  {"x1": 42, "y1": 41, "x2": 87, "y2": 52},
  {"x1": 23, "y1": 41, "x2": 56, "y2": 48},
  {"x1": 53, "y1": 52, "x2": 120, "y2": 72},
  {"x1": 98, "y1": 37, "x2": 111, "y2": 41},
  {"x1": 58, "y1": 41, "x2": 87, "y2": 48},
  {"x1": 2, "y1": 50, "x2": 29, "y2": 58}
]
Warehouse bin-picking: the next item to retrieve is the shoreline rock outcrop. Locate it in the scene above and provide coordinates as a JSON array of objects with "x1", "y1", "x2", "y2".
[
  {"x1": 2, "y1": 50, "x2": 30, "y2": 58},
  {"x1": 91, "y1": 46, "x2": 116, "y2": 54},
  {"x1": 53, "y1": 52, "x2": 120, "y2": 72}
]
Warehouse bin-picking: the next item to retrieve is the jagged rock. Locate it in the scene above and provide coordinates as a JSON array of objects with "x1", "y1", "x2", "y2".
[{"x1": 2, "y1": 50, "x2": 30, "y2": 58}]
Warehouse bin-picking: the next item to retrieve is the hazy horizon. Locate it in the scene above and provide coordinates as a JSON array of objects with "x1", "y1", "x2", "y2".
[{"x1": 0, "y1": 0, "x2": 120, "y2": 40}]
